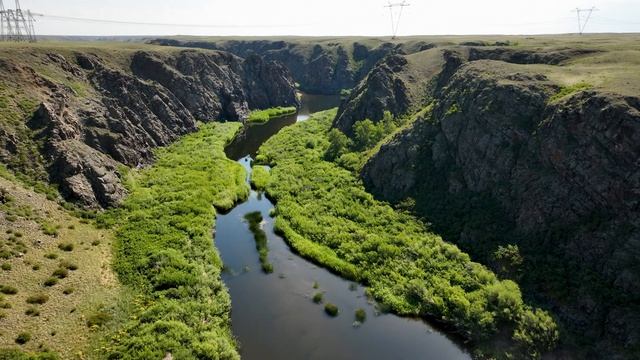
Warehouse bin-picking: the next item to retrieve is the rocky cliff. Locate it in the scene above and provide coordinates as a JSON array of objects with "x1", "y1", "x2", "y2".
[
  {"x1": 356, "y1": 47, "x2": 640, "y2": 358},
  {"x1": 149, "y1": 38, "x2": 436, "y2": 94},
  {"x1": 0, "y1": 47, "x2": 297, "y2": 208}
]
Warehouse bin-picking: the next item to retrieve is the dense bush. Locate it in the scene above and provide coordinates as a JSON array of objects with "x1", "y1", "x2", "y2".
[
  {"x1": 256, "y1": 110, "x2": 559, "y2": 358},
  {"x1": 324, "y1": 303, "x2": 339, "y2": 317},
  {"x1": 100, "y1": 123, "x2": 247, "y2": 359},
  {"x1": 250, "y1": 166, "x2": 271, "y2": 191},
  {"x1": 248, "y1": 107, "x2": 297, "y2": 123}
]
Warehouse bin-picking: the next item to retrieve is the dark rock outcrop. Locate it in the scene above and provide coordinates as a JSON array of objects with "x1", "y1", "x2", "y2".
[
  {"x1": 149, "y1": 38, "x2": 435, "y2": 95},
  {"x1": 333, "y1": 55, "x2": 410, "y2": 134},
  {"x1": 360, "y1": 59, "x2": 640, "y2": 358},
  {"x1": 12, "y1": 49, "x2": 297, "y2": 208}
]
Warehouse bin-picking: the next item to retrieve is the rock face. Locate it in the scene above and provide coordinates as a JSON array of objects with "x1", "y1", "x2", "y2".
[
  {"x1": 359, "y1": 55, "x2": 640, "y2": 358},
  {"x1": 333, "y1": 55, "x2": 411, "y2": 135},
  {"x1": 7, "y1": 49, "x2": 297, "y2": 208},
  {"x1": 149, "y1": 38, "x2": 436, "y2": 94}
]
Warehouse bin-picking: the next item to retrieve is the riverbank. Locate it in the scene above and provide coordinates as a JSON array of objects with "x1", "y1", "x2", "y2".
[
  {"x1": 98, "y1": 122, "x2": 247, "y2": 359},
  {"x1": 255, "y1": 110, "x2": 559, "y2": 359}
]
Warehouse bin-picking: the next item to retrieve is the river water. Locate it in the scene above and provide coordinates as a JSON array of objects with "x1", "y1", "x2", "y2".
[{"x1": 216, "y1": 94, "x2": 470, "y2": 360}]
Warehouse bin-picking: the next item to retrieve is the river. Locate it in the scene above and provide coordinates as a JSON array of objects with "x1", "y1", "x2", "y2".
[{"x1": 216, "y1": 94, "x2": 470, "y2": 360}]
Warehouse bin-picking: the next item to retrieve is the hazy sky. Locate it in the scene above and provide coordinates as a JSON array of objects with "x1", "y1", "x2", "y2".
[{"x1": 16, "y1": 0, "x2": 640, "y2": 36}]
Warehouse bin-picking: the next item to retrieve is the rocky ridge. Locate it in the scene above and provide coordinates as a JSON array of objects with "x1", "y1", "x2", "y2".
[
  {"x1": 1, "y1": 48, "x2": 297, "y2": 208},
  {"x1": 352, "y1": 47, "x2": 640, "y2": 358}
]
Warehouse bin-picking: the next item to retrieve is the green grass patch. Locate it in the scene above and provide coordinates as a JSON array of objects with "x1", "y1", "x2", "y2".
[
  {"x1": 99, "y1": 122, "x2": 246, "y2": 359},
  {"x1": 256, "y1": 110, "x2": 559, "y2": 358},
  {"x1": 0, "y1": 285, "x2": 17, "y2": 295},
  {"x1": 26, "y1": 293, "x2": 49, "y2": 305},
  {"x1": 247, "y1": 107, "x2": 297, "y2": 124},
  {"x1": 549, "y1": 81, "x2": 592, "y2": 102},
  {"x1": 244, "y1": 211, "x2": 274, "y2": 274}
]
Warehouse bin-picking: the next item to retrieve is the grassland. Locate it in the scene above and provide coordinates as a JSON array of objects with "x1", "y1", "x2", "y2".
[
  {"x1": 247, "y1": 107, "x2": 297, "y2": 124},
  {"x1": 163, "y1": 34, "x2": 640, "y2": 96},
  {"x1": 0, "y1": 174, "x2": 121, "y2": 359},
  {"x1": 256, "y1": 110, "x2": 558, "y2": 359},
  {"x1": 98, "y1": 122, "x2": 247, "y2": 359}
]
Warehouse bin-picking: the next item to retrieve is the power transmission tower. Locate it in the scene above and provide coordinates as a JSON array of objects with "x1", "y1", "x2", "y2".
[
  {"x1": 384, "y1": 1, "x2": 410, "y2": 39},
  {"x1": 573, "y1": 7, "x2": 598, "y2": 35},
  {"x1": 0, "y1": 0, "x2": 36, "y2": 42}
]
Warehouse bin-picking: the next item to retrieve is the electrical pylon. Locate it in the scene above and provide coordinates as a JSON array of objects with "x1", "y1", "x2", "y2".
[
  {"x1": 0, "y1": 0, "x2": 36, "y2": 42},
  {"x1": 384, "y1": 1, "x2": 410, "y2": 39}
]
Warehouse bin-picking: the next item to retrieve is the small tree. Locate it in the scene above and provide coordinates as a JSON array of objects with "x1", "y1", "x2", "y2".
[
  {"x1": 353, "y1": 119, "x2": 383, "y2": 150},
  {"x1": 493, "y1": 244, "x2": 524, "y2": 280},
  {"x1": 325, "y1": 128, "x2": 352, "y2": 160}
]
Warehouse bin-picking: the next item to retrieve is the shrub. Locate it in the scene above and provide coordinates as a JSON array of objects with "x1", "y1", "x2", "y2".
[
  {"x1": 32, "y1": 263, "x2": 41, "y2": 271},
  {"x1": 44, "y1": 253, "x2": 57, "y2": 260},
  {"x1": 43, "y1": 277, "x2": 58, "y2": 287},
  {"x1": 25, "y1": 307, "x2": 40, "y2": 317},
  {"x1": 57, "y1": 243, "x2": 74, "y2": 252},
  {"x1": 324, "y1": 303, "x2": 339, "y2": 317},
  {"x1": 91, "y1": 240, "x2": 100, "y2": 246},
  {"x1": 41, "y1": 223, "x2": 59, "y2": 237},
  {"x1": 0, "y1": 285, "x2": 18, "y2": 295},
  {"x1": 86, "y1": 309, "x2": 112, "y2": 328},
  {"x1": 52, "y1": 268, "x2": 68, "y2": 279},
  {"x1": 15, "y1": 332, "x2": 31, "y2": 344},
  {"x1": 312, "y1": 292, "x2": 323, "y2": 304},
  {"x1": 1, "y1": 263, "x2": 10, "y2": 271},
  {"x1": 26, "y1": 293, "x2": 49, "y2": 304},
  {"x1": 250, "y1": 166, "x2": 271, "y2": 191},
  {"x1": 355, "y1": 308, "x2": 366, "y2": 322},
  {"x1": 59, "y1": 260, "x2": 78, "y2": 271},
  {"x1": 62, "y1": 287, "x2": 74, "y2": 295}
]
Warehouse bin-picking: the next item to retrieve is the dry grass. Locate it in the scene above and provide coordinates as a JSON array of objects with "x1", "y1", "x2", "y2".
[{"x1": 0, "y1": 176, "x2": 121, "y2": 358}]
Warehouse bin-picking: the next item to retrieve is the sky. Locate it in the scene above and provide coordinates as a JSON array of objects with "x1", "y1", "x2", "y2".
[{"x1": 14, "y1": 0, "x2": 640, "y2": 36}]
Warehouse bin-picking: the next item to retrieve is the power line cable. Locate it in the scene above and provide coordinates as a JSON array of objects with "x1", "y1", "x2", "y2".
[{"x1": 32, "y1": 13, "x2": 313, "y2": 29}]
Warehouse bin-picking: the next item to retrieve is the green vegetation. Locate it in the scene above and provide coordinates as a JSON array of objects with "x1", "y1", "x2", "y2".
[
  {"x1": 324, "y1": 303, "x2": 339, "y2": 317},
  {"x1": 248, "y1": 107, "x2": 297, "y2": 123},
  {"x1": 43, "y1": 278, "x2": 58, "y2": 287},
  {"x1": 355, "y1": 308, "x2": 366, "y2": 322},
  {"x1": 445, "y1": 102, "x2": 461, "y2": 116},
  {"x1": 549, "y1": 81, "x2": 592, "y2": 102},
  {"x1": 250, "y1": 166, "x2": 271, "y2": 191},
  {"x1": 325, "y1": 111, "x2": 399, "y2": 171},
  {"x1": 0, "y1": 285, "x2": 17, "y2": 295},
  {"x1": 86, "y1": 308, "x2": 112, "y2": 328},
  {"x1": 100, "y1": 122, "x2": 246, "y2": 359},
  {"x1": 25, "y1": 294, "x2": 48, "y2": 305},
  {"x1": 256, "y1": 110, "x2": 559, "y2": 358},
  {"x1": 56, "y1": 243, "x2": 73, "y2": 252},
  {"x1": 312, "y1": 292, "x2": 323, "y2": 304},
  {"x1": 244, "y1": 211, "x2": 273, "y2": 274},
  {"x1": 14, "y1": 333, "x2": 31, "y2": 345}
]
